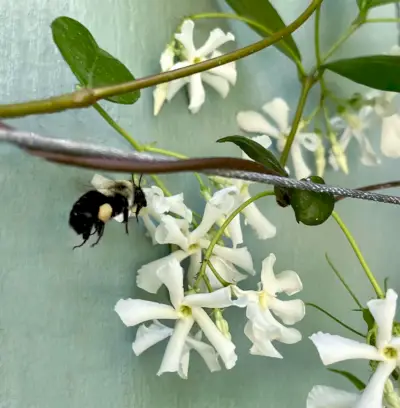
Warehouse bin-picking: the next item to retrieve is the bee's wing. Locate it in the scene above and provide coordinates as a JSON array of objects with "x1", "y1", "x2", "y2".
[{"x1": 91, "y1": 174, "x2": 115, "y2": 190}]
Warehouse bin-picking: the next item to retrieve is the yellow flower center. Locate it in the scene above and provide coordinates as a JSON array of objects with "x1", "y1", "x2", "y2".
[
  {"x1": 193, "y1": 56, "x2": 202, "y2": 64},
  {"x1": 179, "y1": 305, "x2": 192, "y2": 317},
  {"x1": 383, "y1": 346, "x2": 398, "y2": 360},
  {"x1": 258, "y1": 291, "x2": 269, "y2": 310}
]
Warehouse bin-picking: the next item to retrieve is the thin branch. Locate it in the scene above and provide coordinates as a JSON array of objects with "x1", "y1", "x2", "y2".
[{"x1": 336, "y1": 181, "x2": 400, "y2": 201}]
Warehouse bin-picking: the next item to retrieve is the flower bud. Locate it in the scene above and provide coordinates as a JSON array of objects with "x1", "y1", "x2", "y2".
[{"x1": 214, "y1": 309, "x2": 232, "y2": 340}]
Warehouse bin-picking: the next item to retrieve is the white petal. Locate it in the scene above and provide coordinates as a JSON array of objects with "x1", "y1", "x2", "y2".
[
  {"x1": 115, "y1": 299, "x2": 177, "y2": 327},
  {"x1": 206, "y1": 256, "x2": 247, "y2": 289},
  {"x1": 227, "y1": 211, "x2": 243, "y2": 248},
  {"x1": 177, "y1": 343, "x2": 190, "y2": 379},
  {"x1": 132, "y1": 321, "x2": 173, "y2": 355},
  {"x1": 187, "y1": 250, "x2": 202, "y2": 286},
  {"x1": 290, "y1": 141, "x2": 312, "y2": 180},
  {"x1": 299, "y1": 132, "x2": 319, "y2": 151},
  {"x1": 202, "y1": 72, "x2": 230, "y2": 98},
  {"x1": 188, "y1": 74, "x2": 205, "y2": 114},
  {"x1": 381, "y1": 114, "x2": 400, "y2": 158},
  {"x1": 352, "y1": 128, "x2": 381, "y2": 166},
  {"x1": 236, "y1": 110, "x2": 280, "y2": 138},
  {"x1": 262, "y1": 98, "x2": 290, "y2": 133},
  {"x1": 307, "y1": 385, "x2": 359, "y2": 408},
  {"x1": 196, "y1": 28, "x2": 235, "y2": 57},
  {"x1": 153, "y1": 83, "x2": 168, "y2": 116},
  {"x1": 141, "y1": 213, "x2": 158, "y2": 244},
  {"x1": 269, "y1": 298, "x2": 305, "y2": 325},
  {"x1": 209, "y1": 186, "x2": 239, "y2": 213},
  {"x1": 208, "y1": 64, "x2": 237, "y2": 85},
  {"x1": 157, "y1": 317, "x2": 194, "y2": 376},
  {"x1": 166, "y1": 62, "x2": 190, "y2": 101},
  {"x1": 192, "y1": 307, "x2": 237, "y2": 369},
  {"x1": 355, "y1": 361, "x2": 396, "y2": 408},
  {"x1": 309, "y1": 332, "x2": 383, "y2": 365},
  {"x1": 156, "y1": 259, "x2": 185, "y2": 310},
  {"x1": 208, "y1": 50, "x2": 237, "y2": 85},
  {"x1": 175, "y1": 20, "x2": 195, "y2": 59},
  {"x1": 330, "y1": 115, "x2": 347, "y2": 130},
  {"x1": 367, "y1": 288, "x2": 397, "y2": 349},
  {"x1": 160, "y1": 46, "x2": 175, "y2": 72},
  {"x1": 155, "y1": 215, "x2": 189, "y2": 250},
  {"x1": 241, "y1": 190, "x2": 276, "y2": 240},
  {"x1": 260, "y1": 253, "x2": 279, "y2": 293},
  {"x1": 244, "y1": 321, "x2": 283, "y2": 358},
  {"x1": 143, "y1": 186, "x2": 169, "y2": 214},
  {"x1": 136, "y1": 251, "x2": 189, "y2": 294},
  {"x1": 166, "y1": 193, "x2": 192, "y2": 222},
  {"x1": 184, "y1": 286, "x2": 234, "y2": 308},
  {"x1": 211, "y1": 244, "x2": 254, "y2": 275},
  {"x1": 275, "y1": 269, "x2": 303, "y2": 295},
  {"x1": 185, "y1": 336, "x2": 221, "y2": 373}
]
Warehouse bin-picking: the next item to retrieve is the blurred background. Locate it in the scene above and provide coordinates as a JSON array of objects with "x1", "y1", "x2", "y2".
[{"x1": 0, "y1": 0, "x2": 399, "y2": 407}]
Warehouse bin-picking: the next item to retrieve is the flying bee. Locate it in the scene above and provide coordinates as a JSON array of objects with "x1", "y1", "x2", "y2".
[{"x1": 69, "y1": 174, "x2": 147, "y2": 249}]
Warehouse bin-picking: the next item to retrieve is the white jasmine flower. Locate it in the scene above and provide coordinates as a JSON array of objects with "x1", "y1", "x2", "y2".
[
  {"x1": 237, "y1": 98, "x2": 319, "y2": 180},
  {"x1": 234, "y1": 253, "x2": 305, "y2": 357},
  {"x1": 163, "y1": 19, "x2": 236, "y2": 114},
  {"x1": 91, "y1": 175, "x2": 191, "y2": 243},
  {"x1": 153, "y1": 45, "x2": 175, "y2": 115},
  {"x1": 310, "y1": 289, "x2": 400, "y2": 408},
  {"x1": 132, "y1": 320, "x2": 221, "y2": 379},
  {"x1": 329, "y1": 107, "x2": 380, "y2": 171},
  {"x1": 219, "y1": 135, "x2": 277, "y2": 241},
  {"x1": 115, "y1": 258, "x2": 238, "y2": 374},
  {"x1": 137, "y1": 187, "x2": 254, "y2": 293},
  {"x1": 307, "y1": 385, "x2": 360, "y2": 408}
]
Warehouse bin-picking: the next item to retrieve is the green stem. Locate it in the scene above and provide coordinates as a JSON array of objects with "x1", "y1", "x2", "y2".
[
  {"x1": 188, "y1": 12, "x2": 305, "y2": 76},
  {"x1": 332, "y1": 211, "x2": 384, "y2": 299},
  {"x1": 194, "y1": 190, "x2": 275, "y2": 288},
  {"x1": 207, "y1": 259, "x2": 231, "y2": 287},
  {"x1": 0, "y1": 0, "x2": 322, "y2": 119},
  {"x1": 325, "y1": 253, "x2": 363, "y2": 309},
  {"x1": 279, "y1": 76, "x2": 315, "y2": 167},
  {"x1": 366, "y1": 18, "x2": 400, "y2": 24},
  {"x1": 307, "y1": 303, "x2": 365, "y2": 338},
  {"x1": 314, "y1": 3, "x2": 322, "y2": 66}
]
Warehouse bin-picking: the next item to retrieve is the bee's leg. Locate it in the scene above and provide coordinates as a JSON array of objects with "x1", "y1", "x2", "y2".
[
  {"x1": 73, "y1": 238, "x2": 89, "y2": 250},
  {"x1": 91, "y1": 222, "x2": 105, "y2": 247},
  {"x1": 135, "y1": 205, "x2": 141, "y2": 223},
  {"x1": 123, "y1": 206, "x2": 129, "y2": 234},
  {"x1": 73, "y1": 230, "x2": 91, "y2": 250}
]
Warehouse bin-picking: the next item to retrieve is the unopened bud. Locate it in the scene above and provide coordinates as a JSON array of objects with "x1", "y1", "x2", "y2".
[
  {"x1": 314, "y1": 141, "x2": 326, "y2": 178},
  {"x1": 330, "y1": 135, "x2": 349, "y2": 174},
  {"x1": 214, "y1": 309, "x2": 231, "y2": 340}
]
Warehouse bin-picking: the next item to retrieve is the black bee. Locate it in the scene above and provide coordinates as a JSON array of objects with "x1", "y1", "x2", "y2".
[{"x1": 69, "y1": 175, "x2": 147, "y2": 249}]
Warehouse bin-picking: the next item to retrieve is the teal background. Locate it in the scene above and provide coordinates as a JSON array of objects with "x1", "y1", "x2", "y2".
[{"x1": 0, "y1": 1, "x2": 399, "y2": 407}]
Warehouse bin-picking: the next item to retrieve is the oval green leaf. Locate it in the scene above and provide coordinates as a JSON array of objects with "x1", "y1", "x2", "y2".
[
  {"x1": 324, "y1": 55, "x2": 400, "y2": 93},
  {"x1": 217, "y1": 135, "x2": 288, "y2": 176},
  {"x1": 51, "y1": 16, "x2": 140, "y2": 104},
  {"x1": 225, "y1": 0, "x2": 301, "y2": 63},
  {"x1": 328, "y1": 369, "x2": 366, "y2": 391},
  {"x1": 290, "y1": 176, "x2": 335, "y2": 226}
]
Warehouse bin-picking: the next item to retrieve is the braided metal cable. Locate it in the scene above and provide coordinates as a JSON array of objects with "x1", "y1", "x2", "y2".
[{"x1": 0, "y1": 127, "x2": 399, "y2": 206}]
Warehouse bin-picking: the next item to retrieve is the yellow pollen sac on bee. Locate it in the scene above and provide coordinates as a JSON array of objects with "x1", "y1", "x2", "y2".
[
  {"x1": 383, "y1": 346, "x2": 398, "y2": 359},
  {"x1": 98, "y1": 204, "x2": 113, "y2": 223},
  {"x1": 258, "y1": 291, "x2": 268, "y2": 310}
]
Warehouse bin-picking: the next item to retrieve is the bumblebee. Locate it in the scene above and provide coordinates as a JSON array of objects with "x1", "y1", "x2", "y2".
[{"x1": 69, "y1": 175, "x2": 147, "y2": 249}]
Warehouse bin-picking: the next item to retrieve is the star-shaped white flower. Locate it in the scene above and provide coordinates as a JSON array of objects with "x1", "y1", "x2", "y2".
[
  {"x1": 137, "y1": 187, "x2": 254, "y2": 294},
  {"x1": 131, "y1": 320, "x2": 221, "y2": 379},
  {"x1": 234, "y1": 253, "x2": 305, "y2": 357},
  {"x1": 237, "y1": 98, "x2": 319, "y2": 180},
  {"x1": 213, "y1": 135, "x2": 277, "y2": 241},
  {"x1": 329, "y1": 106, "x2": 380, "y2": 171},
  {"x1": 115, "y1": 258, "x2": 237, "y2": 374},
  {"x1": 310, "y1": 289, "x2": 400, "y2": 408},
  {"x1": 154, "y1": 19, "x2": 237, "y2": 114},
  {"x1": 307, "y1": 385, "x2": 360, "y2": 408},
  {"x1": 91, "y1": 174, "x2": 192, "y2": 243}
]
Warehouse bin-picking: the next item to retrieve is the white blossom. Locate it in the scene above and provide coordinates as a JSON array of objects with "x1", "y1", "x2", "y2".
[
  {"x1": 115, "y1": 258, "x2": 238, "y2": 375},
  {"x1": 137, "y1": 187, "x2": 254, "y2": 294},
  {"x1": 306, "y1": 385, "x2": 360, "y2": 408},
  {"x1": 234, "y1": 253, "x2": 305, "y2": 357},
  {"x1": 237, "y1": 98, "x2": 319, "y2": 179},
  {"x1": 310, "y1": 289, "x2": 400, "y2": 408},
  {"x1": 132, "y1": 320, "x2": 221, "y2": 379},
  {"x1": 154, "y1": 19, "x2": 236, "y2": 114}
]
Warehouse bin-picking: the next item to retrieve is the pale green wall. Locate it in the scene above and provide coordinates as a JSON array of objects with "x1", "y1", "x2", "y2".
[{"x1": 0, "y1": 1, "x2": 399, "y2": 407}]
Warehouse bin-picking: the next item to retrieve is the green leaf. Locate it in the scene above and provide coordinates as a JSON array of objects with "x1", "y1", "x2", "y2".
[
  {"x1": 225, "y1": 0, "x2": 301, "y2": 63},
  {"x1": 290, "y1": 176, "x2": 335, "y2": 226},
  {"x1": 359, "y1": 0, "x2": 400, "y2": 8},
  {"x1": 217, "y1": 135, "x2": 288, "y2": 176},
  {"x1": 51, "y1": 16, "x2": 140, "y2": 104},
  {"x1": 328, "y1": 369, "x2": 366, "y2": 391},
  {"x1": 324, "y1": 56, "x2": 400, "y2": 93}
]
